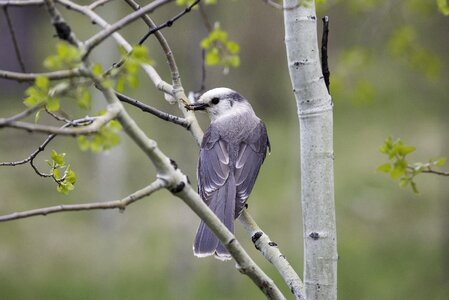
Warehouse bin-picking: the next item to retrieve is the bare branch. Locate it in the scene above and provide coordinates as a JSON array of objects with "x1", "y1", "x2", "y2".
[
  {"x1": 123, "y1": 0, "x2": 181, "y2": 88},
  {"x1": 88, "y1": 0, "x2": 113, "y2": 10},
  {"x1": 83, "y1": 0, "x2": 173, "y2": 56},
  {"x1": 198, "y1": 2, "x2": 213, "y2": 32},
  {"x1": 0, "y1": 0, "x2": 44, "y2": 7},
  {"x1": 239, "y1": 210, "x2": 305, "y2": 300},
  {"x1": 0, "y1": 179, "x2": 166, "y2": 222},
  {"x1": 0, "y1": 105, "x2": 43, "y2": 124},
  {"x1": 137, "y1": 0, "x2": 200, "y2": 46},
  {"x1": 44, "y1": 0, "x2": 80, "y2": 46},
  {"x1": 0, "y1": 68, "x2": 83, "y2": 82},
  {"x1": 321, "y1": 16, "x2": 330, "y2": 92},
  {"x1": 56, "y1": 0, "x2": 173, "y2": 96},
  {"x1": 0, "y1": 116, "x2": 94, "y2": 168},
  {"x1": 0, "y1": 103, "x2": 120, "y2": 135},
  {"x1": 421, "y1": 169, "x2": 449, "y2": 176},
  {"x1": 115, "y1": 91, "x2": 190, "y2": 129},
  {"x1": 3, "y1": 6, "x2": 27, "y2": 72},
  {"x1": 407, "y1": 166, "x2": 449, "y2": 177}
]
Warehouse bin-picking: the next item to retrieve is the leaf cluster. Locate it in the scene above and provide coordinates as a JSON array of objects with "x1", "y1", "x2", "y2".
[
  {"x1": 48, "y1": 150, "x2": 77, "y2": 195},
  {"x1": 378, "y1": 137, "x2": 446, "y2": 193},
  {"x1": 201, "y1": 24, "x2": 240, "y2": 70},
  {"x1": 23, "y1": 76, "x2": 61, "y2": 112},
  {"x1": 77, "y1": 117, "x2": 122, "y2": 153}
]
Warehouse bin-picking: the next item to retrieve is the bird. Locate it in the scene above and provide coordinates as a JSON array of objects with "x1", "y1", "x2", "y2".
[{"x1": 185, "y1": 87, "x2": 270, "y2": 260}]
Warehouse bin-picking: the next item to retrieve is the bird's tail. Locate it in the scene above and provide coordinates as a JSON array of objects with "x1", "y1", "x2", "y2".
[{"x1": 193, "y1": 176, "x2": 236, "y2": 260}]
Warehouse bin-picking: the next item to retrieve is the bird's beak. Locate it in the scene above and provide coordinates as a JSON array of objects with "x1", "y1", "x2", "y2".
[{"x1": 185, "y1": 102, "x2": 209, "y2": 111}]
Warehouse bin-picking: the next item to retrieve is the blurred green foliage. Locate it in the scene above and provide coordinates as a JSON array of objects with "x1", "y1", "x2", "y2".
[
  {"x1": 0, "y1": 0, "x2": 448, "y2": 299},
  {"x1": 378, "y1": 137, "x2": 446, "y2": 193}
]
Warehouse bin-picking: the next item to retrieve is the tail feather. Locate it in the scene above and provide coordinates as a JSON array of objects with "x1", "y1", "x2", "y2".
[{"x1": 194, "y1": 176, "x2": 235, "y2": 259}]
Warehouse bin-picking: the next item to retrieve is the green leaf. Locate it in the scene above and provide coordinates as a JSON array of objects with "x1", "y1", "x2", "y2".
[
  {"x1": 23, "y1": 95, "x2": 39, "y2": 107},
  {"x1": 390, "y1": 159, "x2": 407, "y2": 180},
  {"x1": 410, "y1": 181, "x2": 419, "y2": 194},
  {"x1": 53, "y1": 168, "x2": 61, "y2": 180},
  {"x1": 115, "y1": 76, "x2": 126, "y2": 93},
  {"x1": 206, "y1": 50, "x2": 221, "y2": 65},
  {"x1": 92, "y1": 64, "x2": 103, "y2": 76},
  {"x1": 226, "y1": 41, "x2": 240, "y2": 54},
  {"x1": 35, "y1": 76, "x2": 49, "y2": 90},
  {"x1": 399, "y1": 178, "x2": 410, "y2": 187},
  {"x1": 76, "y1": 87, "x2": 91, "y2": 109},
  {"x1": 435, "y1": 157, "x2": 447, "y2": 167},
  {"x1": 398, "y1": 145, "x2": 416, "y2": 156},
  {"x1": 46, "y1": 97, "x2": 60, "y2": 112},
  {"x1": 131, "y1": 45, "x2": 152, "y2": 64},
  {"x1": 65, "y1": 167, "x2": 77, "y2": 184},
  {"x1": 51, "y1": 150, "x2": 65, "y2": 166},
  {"x1": 437, "y1": 0, "x2": 449, "y2": 15},
  {"x1": 44, "y1": 42, "x2": 81, "y2": 70},
  {"x1": 77, "y1": 136, "x2": 91, "y2": 151},
  {"x1": 377, "y1": 163, "x2": 392, "y2": 173}
]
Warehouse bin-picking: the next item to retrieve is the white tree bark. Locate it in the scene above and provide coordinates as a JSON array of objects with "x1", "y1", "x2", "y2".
[{"x1": 283, "y1": 1, "x2": 337, "y2": 299}]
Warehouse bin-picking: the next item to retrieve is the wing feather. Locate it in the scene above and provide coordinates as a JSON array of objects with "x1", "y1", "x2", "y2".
[{"x1": 234, "y1": 122, "x2": 269, "y2": 218}]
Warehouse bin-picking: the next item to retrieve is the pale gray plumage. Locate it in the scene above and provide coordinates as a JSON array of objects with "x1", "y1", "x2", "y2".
[{"x1": 187, "y1": 88, "x2": 270, "y2": 260}]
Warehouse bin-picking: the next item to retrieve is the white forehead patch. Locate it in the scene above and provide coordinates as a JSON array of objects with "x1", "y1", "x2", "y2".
[{"x1": 200, "y1": 87, "x2": 237, "y2": 100}]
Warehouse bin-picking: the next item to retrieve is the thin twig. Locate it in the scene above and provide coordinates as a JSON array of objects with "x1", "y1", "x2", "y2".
[
  {"x1": 194, "y1": 49, "x2": 207, "y2": 96},
  {"x1": 0, "y1": 68, "x2": 83, "y2": 82},
  {"x1": 115, "y1": 91, "x2": 190, "y2": 129},
  {"x1": 421, "y1": 169, "x2": 449, "y2": 176},
  {"x1": 407, "y1": 166, "x2": 449, "y2": 177},
  {"x1": 83, "y1": 0, "x2": 172, "y2": 56},
  {"x1": 0, "y1": 179, "x2": 166, "y2": 222},
  {"x1": 321, "y1": 16, "x2": 330, "y2": 92},
  {"x1": 0, "y1": 117, "x2": 95, "y2": 168},
  {"x1": 3, "y1": 6, "x2": 27, "y2": 73},
  {"x1": 137, "y1": 0, "x2": 200, "y2": 46},
  {"x1": 198, "y1": 2, "x2": 213, "y2": 32},
  {"x1": 55, "y1": 0, "x2": 174, "y2": 96},
  {"x1": 0, "y1": 105, "x2": 43, "y2": 124},
  {"x1": 0, "y1": 103, "x2": 120, "y2": 135}
]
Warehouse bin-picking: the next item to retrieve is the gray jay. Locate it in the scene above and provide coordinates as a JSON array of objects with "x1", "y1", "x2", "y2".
[{"x1": 186, "y1": 88, "x2": 270, "y2": 260}]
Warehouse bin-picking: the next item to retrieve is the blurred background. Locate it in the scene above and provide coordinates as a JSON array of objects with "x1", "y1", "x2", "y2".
[{"x1": 1, "y1": 0, "x2": 448, "y2": 299}]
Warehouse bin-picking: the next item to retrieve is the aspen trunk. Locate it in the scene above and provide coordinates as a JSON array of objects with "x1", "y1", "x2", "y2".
[{"x1": 283, "y1": 1, "x2": 338, "y2": 299}]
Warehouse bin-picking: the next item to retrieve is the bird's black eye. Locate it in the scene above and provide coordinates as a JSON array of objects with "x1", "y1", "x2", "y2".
[{"x1": 211, "y1": 97, "x2": 220, "y2": 105}]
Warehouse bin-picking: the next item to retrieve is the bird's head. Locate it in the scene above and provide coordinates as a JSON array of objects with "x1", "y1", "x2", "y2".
[{"x1": 185, "y1": 88, "x2": 253, "y2": 121}]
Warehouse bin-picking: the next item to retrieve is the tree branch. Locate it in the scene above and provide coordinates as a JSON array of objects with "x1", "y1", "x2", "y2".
[
  {"x1": 0, "y1": 116, "x2": 95, "y2": 168},
  {"x1": 0, "y1": 179, "x2": 166, "y2": 222},
  {"x1": 0, "y1": 68, "x2": 83, "y2": 82},
  {"x1": 321, "y1": 16, "x2": 330, "y2": 92},
  {"x1": 0, "y1": 105, "x2": 43, "y2": 124},
  {"x1": 44, "y1": 0, "x2": 80, "y2": 46},
  {"x1": 56, "y1": 0, "x2": 172, "y2": 95},
  {"x1": 115, "y1": 91, "x2": 190, "y2": 129},
  {"x1": 0, "y1": 0, "x2": 43, "y2": 7},
  {"x1": 0, "y1": 103, "x2": 120, "y2": 135},
  {"x1": 137, "y1": 0, "x2": 200, "y2": 46},
  {"x1": 88, "y1": 0, "x2": 113, "y2": 10},
  {"x1": 239, "y1": 210, "x2": 305, "y2": 300},
  {"x1": 3, "y1": 6, "x2": 27, "y2": 72},
  {"x1": 83, "y1": 0, "x2": 172, "y2": 57},
  {"x1": 56, "y1": 0, "x2": 203, "y2": 144}
]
